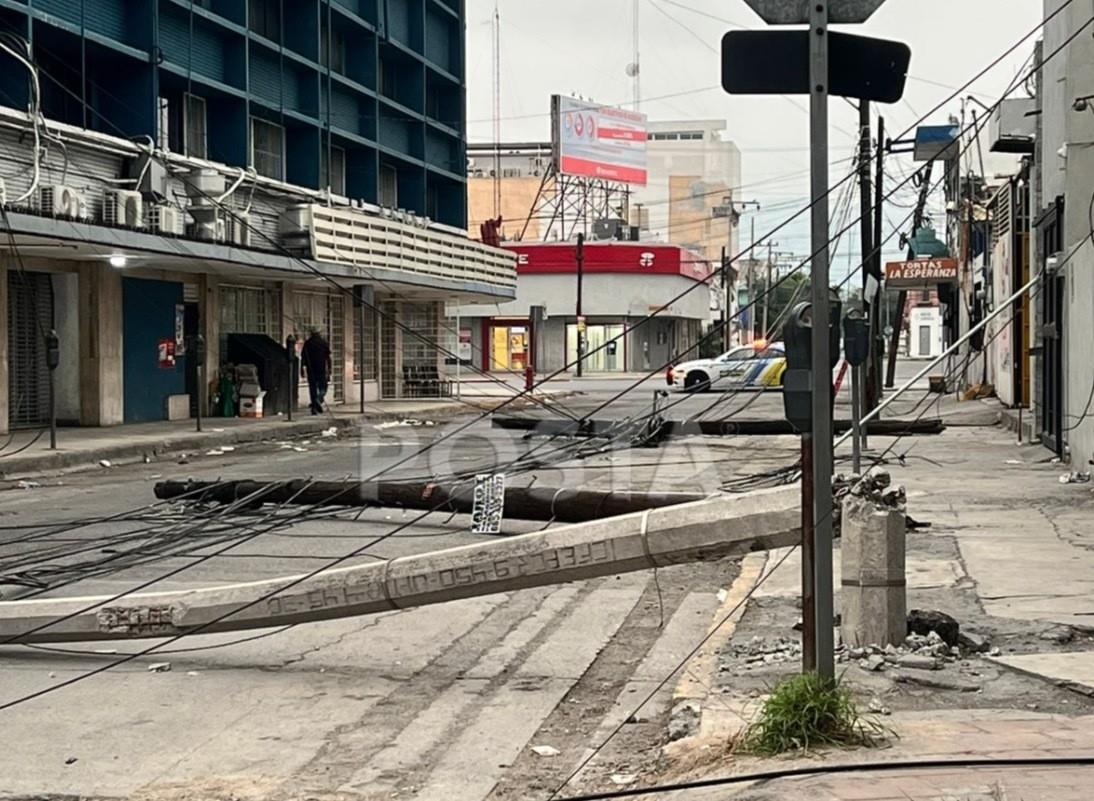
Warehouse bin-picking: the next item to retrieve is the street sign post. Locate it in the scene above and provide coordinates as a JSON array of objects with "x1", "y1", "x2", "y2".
[
  {"x1": 730, "y1": 0, "x2": 902, "y2": 682},
  {"x1": 743, "y1": 0, "x2": 885, "y2": 24}
]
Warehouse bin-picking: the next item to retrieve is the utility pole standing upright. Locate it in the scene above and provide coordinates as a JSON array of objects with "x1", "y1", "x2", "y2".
[
  {"x1": 762, "y1": 241, "x2": 774, "y2": 337},
  {"x1": 869, "y1": 116, "x2": 886, "y2": 411},
  {"x1": 886, "y1": 161, "x2": 934, "y2": 388},
  {"x1": 575, "y1": 232, "x2": 586, "y2": 378},
  {"x1": 858, "y1": 100, "x2": 873, "y2": 450},
  {"x1": 720, "y1": 245, "x2": 729, "y2": 349}
]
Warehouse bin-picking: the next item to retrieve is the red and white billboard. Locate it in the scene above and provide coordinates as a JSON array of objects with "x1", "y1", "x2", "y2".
[
  {"x1": 507, "y1": 242, "x2": 712, "y2": 282},
  {"x1": 552, "y1": 95, "x2": 648, "y2": 186}
]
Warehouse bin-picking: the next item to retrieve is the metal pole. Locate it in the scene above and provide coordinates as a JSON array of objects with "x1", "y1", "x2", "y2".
[
  {"x1": 858, "y1": 100, "x2": 873, "y2": 446},
  {"x1": 808, "y1": 0, "x2": 834, "y2": 681},
  {"x1": 45, "y1": 329, "x2": 59, "y2": 449},
  {"x1": 869, "y1": 116, "x2": 885, "y2": 415},
  {"x1": 851, "y1": 364, "x2": 862, "y2": 474},
  {"x1": 455, "y1": 304, "x2": 462, "y2": 399},
  {"x1": 285, "y1": 334, "x2": 296, "y2": 423},
  {"x1": 720, "y1": 245, "x2": 728, "y2": 348},
  {"x1": 358, "y1": 289, "x2": 366, "y2": 414},
  {"x1": 800, "y1": 434, "x2": 816, "y2": 672},
  {"x1": 48, "y1": 370, "x2": 57, "y2": 449},
  {"x1": 575, "y1": 232, "x2": 585, "y2": 378},
  {"x1": 763, "y1": 242, "x2": 773, "y2": 337},
  {"x1": 195, "y1": 364, "x2": 204, "y2": 433}
]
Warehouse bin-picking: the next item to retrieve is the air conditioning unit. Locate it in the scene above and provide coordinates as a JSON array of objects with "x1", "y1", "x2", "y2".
[
  {"x1": 226, "y1": 211, "x2": 252, "y2": 247},
  {"x1": 150, "y1": 204, "x2": 182, "y2": 235},
  {"x1": 40, "y1": 185, "x2": 88, "y2": 219},
  {"x1": 190, "y1": 214, "x2": 226, "y2": 242},
  {"x1": 103, "y1": 189, "x2": 144, "y2": 228}
]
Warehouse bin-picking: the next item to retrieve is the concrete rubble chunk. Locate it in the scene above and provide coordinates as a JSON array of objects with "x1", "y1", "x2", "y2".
[
  {"x1": 863, "y1": 655, "x2": 886, "y2": 672},
  {"x1": 1039, "y1": 625, "x2": 1075, "y2": 644},
  {"x1": 896, "y1": 654, "x2": 940, "y2": 671},
  {"x1": 530, "y1": 745, "x2": 560, "y2": 758},
  {"x1": 907, "y1": 609, "x2": 960, "y2": 647},
  {"x1": 958, "y1": 631, "x2": 991, "y2": 653},
  {"x1": 668, "y1": 701, "x2": 701, "y2": 742}
]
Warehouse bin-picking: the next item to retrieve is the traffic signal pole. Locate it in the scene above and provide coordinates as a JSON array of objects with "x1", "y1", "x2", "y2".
[{"x1": 808, "y1": 0, "x2": 835, "y2": 682}]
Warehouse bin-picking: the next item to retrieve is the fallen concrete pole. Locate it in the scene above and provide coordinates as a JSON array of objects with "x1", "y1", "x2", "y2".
[
  {"x1": 0, "y1": 487, "x2": 799, "y2": 644},
  {"x1": 153, "y1": 480, "x2": 711, "y2": 524},
  {"x1": 492, "y1": 417, "x2": 945, "y2": 438}
]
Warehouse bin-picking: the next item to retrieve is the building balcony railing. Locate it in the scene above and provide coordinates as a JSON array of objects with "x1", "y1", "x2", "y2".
[{"x1": 285, "y1": 204, "x2": 517, "y2": 291}]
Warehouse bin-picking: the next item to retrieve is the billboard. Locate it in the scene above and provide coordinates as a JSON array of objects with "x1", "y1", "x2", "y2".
[{"x1": 551, "y1": 95, "x2": 648, "y2": 186}]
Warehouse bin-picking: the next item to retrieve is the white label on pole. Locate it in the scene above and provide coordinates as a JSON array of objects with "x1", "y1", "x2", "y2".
[{"x1": 471, "y1": 473, "x2": 506, "y2": 535}]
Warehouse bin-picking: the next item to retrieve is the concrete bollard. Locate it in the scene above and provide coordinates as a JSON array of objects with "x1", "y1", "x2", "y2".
[{"x1": 840, "y1": 492, "x2": 907, "y2": 648}]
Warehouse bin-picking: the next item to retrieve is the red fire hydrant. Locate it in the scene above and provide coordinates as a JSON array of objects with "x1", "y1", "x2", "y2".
[{"x1": 524, "y1": 363, "x2": 535, "y2": 392}]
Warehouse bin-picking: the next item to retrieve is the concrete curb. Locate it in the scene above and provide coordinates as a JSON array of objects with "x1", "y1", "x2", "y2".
[{"x1": 0, "y1": 394, "x2": 569, "y2": 481}]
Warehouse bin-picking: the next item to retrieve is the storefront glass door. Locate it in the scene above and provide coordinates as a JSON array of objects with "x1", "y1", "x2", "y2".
[{"x1": 566, "y1": 324, "x2": 625, "y2": 372}]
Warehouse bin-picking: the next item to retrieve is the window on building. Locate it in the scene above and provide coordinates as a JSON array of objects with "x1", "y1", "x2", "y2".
[
  {"x1": 249, "y1": 0, "x2": 281, "y2": 41},
  {"x1": 321, "y1": 145, "x2": 347, "y2": 195},
  {"x1": 250, "y1": 117, "x2": 285, "y2": 181},
  {"x1": 379, "y1": 164, "x2": 398, "y2": 207},
  {"x1": 379, "y1": 57, "x2": 397, "y2": 99},
  {"x1": 184, "y1": 93, "x2": 208, "y2": 159},
  {"x1": 321, "y1": 24, "x2": 347, "y2": 74}
]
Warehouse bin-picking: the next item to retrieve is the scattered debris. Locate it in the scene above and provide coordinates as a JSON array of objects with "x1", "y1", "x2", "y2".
[
  {"x1": 1004, "y1": 459, "x2": 1023, "y2": 465},
  {"x1": 186, "y1": 671, "x2": 200, "y2": 677},
  {"x1": 16, "y1": 480, "x2": 40, "y2": 490},
  {"x1": 530, "y1": 745, "x2": 560, "y2": 758},
  {"x1": 896, "y1": 654, "x2": 940, "y2": 671},
  {"x1": 206, "y1": 449, "x2": 224, "y2": 456},
  {"x1": 668, "y1": 700, "x2": 701, "y2": 741},
  {"x1": 1060, "y1": 471, "x2": 1091, "y2": 485},
  {"x1": 64, "y1": 757, "x2": 77, "y2": 766},
  {"x1": 958, "y1": 631, "x2": 991, "y2": 653},
  {"x1": 867, "y1": 698, "x2": 892, "y2": 716},
  {"x1": 147, "y1": 662, "x2": 171, "y2": 673},
  {"x1": 292, "y1": 447, "x2": 307, "y2": 453},
  {"x1": 907, "y1": 609, "x2": 960, "y2": 647},
  {"x1": 610, "y1": 774, "x2": 638, "y2": 786},
  {"x1": 892, "y1": 670, "x2": 980, "y2": 693},
  {"x1": 220, "y1": 445, "x2": 235, "y2": 452},
  {"x1": 321, "y1": 427, "x2": 338, "y2": 438},
  {"x1": 99, "y1": 459, "x2": 112, "y2": 468},
  {"x1": 862, "y1": 655, "x2": 886, "y2": 672},
  {"x1": 1039, "y1": 625, "x2": 1075, "y2": 644},
  {"x1": 989, "y1": 646, "x2": 1002, "y2": 657}
]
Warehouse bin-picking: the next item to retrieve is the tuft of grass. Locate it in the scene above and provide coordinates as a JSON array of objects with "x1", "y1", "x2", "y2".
[{"x1": 741, "y1": 673, "x2": 892, "y2": 756}]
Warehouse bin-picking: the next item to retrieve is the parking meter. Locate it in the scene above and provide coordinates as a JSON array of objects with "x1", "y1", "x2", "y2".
[
  {"x1": 843, "y1": 309, "x2": 869, "y2": 367},
  {"x1": 191, "y1": 333, "x2": 206, "y2": 364},
  {"x1": 286, "y1": 334, "x2": 297, "y2": 361},
  {"x1": 782, "y1": 303, "x2": 813, "y2": 431},
  {"x1": 45, "y1": 329, "x2": 60, "y2": 370}
]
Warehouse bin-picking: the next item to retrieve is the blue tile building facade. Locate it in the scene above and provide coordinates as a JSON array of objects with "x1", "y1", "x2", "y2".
[{"x1": 0, "y1": 0, "x2": 467, "y2": 228}]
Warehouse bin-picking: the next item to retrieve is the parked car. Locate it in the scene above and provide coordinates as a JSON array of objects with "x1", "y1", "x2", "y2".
[{"x1": 667, "y1": 341, "x2": 787, "y2": 392}]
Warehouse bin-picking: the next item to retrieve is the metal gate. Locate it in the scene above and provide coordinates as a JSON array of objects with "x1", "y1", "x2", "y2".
[
  {"x1": 7, "y1": 270, "x2": 53, "y2": 428},
  {"x1": 379, "y1": 300, "x2": 442, "y2": 399},
  {"x1": 1038, "y1": 198, "x2": 1065, "y2": 454}
]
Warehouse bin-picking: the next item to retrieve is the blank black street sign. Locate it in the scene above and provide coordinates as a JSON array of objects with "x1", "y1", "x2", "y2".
[{"x1": 721, "y1": 30, "x2": 911, "y2": 103}]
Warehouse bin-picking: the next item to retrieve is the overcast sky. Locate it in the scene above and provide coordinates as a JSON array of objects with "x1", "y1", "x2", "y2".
[{"x1": 465, "y1": 0, "x2": 1040, "y2": 279}]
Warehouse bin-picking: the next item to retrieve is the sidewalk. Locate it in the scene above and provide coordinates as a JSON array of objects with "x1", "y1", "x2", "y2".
[
  {"x1": 0, "y1": 394, "x2": 549, "y2": 479},
  {"x1": 659, "y1": 409, "x2": 1094, "y2": 799}
]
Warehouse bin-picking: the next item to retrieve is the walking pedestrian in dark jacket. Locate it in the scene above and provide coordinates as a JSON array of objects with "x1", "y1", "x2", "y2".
[{"x1": 301, "y1": 328, "x2": 333, "y2": 415}]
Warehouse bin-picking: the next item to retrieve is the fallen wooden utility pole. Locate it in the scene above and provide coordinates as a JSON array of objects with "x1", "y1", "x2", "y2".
[
  {"x1": 153, "y1": 480, "x2": 710, "y2": 524},
  {"x1": 491, "y1": 417, "x2": 945, "y2": 438},
  {"x1": 0, "y1": 488, "x2": 799, "y2": 644}
]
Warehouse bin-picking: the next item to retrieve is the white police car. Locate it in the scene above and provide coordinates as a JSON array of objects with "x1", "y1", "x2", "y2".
[{"x1": 667, "y1": 341, "x2": 787, "y2": 392}]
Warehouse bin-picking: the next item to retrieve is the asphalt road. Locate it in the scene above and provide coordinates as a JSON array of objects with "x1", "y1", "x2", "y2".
[{"x1": 0, "y1": 359, "x2": 967, "y2": 800}]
